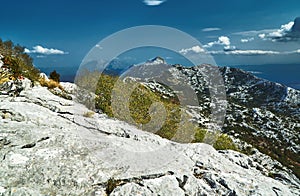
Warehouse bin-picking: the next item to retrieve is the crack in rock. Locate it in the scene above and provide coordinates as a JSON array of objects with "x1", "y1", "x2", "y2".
[
  {"x1": 203, "y1": 173, "x2": 217, "y2": 189},
  {"x1": 58, "y1": 114, "x2": 112, "y2": 136},
  {"x1": 21, "y1": 137, "x2": 50, "y2": 149},
  {"x1": 176, "y1": 175, "x2": 188, "y2": 191},
  {"x1": 21, "y1": 143, "x2": 36, "y2": 149},
  {"x1": 272, "y1": 187, "x2": 281, "y2": 196},
  {"x1": 94, "y1": 171, "x2": 174, "y2": 195},
  {"x1": 37, "y1": 137, "x2": 50, "y2": 142}
]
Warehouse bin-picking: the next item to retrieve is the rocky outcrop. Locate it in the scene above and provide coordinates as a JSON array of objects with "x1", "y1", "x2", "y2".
[
  {"x1": 0, "y1": 78, "x2": 32, "y2": 96},
  {"x1": 0, "y1": 81, "x2": 299, "y2": 195},
  {"x1": 0, "y1": 55, "x2": 32, "y2": 97},
  {"x1": 0, "y1": 55, "x2": 3, "y2": 68},
  {"x1": 137, "y1": 63, "x2": 299, "y2": 178}
]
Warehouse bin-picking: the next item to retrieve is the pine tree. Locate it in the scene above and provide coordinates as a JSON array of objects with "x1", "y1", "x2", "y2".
[{"x1": 49, "y1": 70, "x2": 60, "y2": 82}]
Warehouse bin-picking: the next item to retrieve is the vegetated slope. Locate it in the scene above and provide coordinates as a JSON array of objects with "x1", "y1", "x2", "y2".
[
  {"x1": 1, "y1": 49, "x2": 300, "y2": 195},
  {"x1": 86, "y1": 57, "x2": 299, "y2": 178},
  {"x1": 146, "y1": 61, "x2": 300, "y2": 178},
  {"x1": 0, "y1": 75, "x2": 299, "y2": 195},
  {"x1": 178, "y1": 64, "x2": 300, "y2": 178}
]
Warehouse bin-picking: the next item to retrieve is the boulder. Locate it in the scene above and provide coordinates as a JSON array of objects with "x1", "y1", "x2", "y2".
[{"x1": 39, "y1": 73, "x2": 50, "y2": 82}]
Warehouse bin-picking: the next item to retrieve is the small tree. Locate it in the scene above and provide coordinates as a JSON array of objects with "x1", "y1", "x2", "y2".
[{"x1": 49, "y1": 70, "x2": 60, "y2": 83}]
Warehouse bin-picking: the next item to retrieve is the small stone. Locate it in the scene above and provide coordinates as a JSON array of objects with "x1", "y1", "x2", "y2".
[{"x1": 0, "y1": 186, "x2": 6, "y2": 194}]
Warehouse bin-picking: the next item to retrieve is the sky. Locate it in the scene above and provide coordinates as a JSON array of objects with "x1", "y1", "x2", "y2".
[{"x1": 0, "y1": 0, "x2": 300, "y2": 80}]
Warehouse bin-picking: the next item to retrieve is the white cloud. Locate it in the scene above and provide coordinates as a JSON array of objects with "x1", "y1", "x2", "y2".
[
  {"x1": 232, "y1": 29, "x2": 276, "y2": 36},
  {"x1": 282, "y1": 21, "x2": 294, "y2": 31},
  {"x1": 241, "y1": 37, "x2": 254, "y2": 43},
  {"x1": 204, "y1": 36, "x2": 231, "y2": 48},
  {"x1": 258, "y1": 34, "x2": 265, "y2": 39},
  {"x1": 227, "y1": 50, "x2": 280, "y2": 55},
  {"x1": 270, "y1": 21, "x2": 293, "y2": 37},
  {"x1": 258, "y1": 21, "x2": 295, "y2": 41},
  {"x1": 202, "y1": 27, "x2": 221, "y2": 32},
  {"x1": 209, "y1": 49, "x2": 300, "y2": 55},
  {"x1": 233, "y1": 19, "x2": 299, "y2": 42},
  {"x1": 36, "y1": 55, "x2": 46, "y2": 58},
  {"x1": 209, "y1": 49, "x2": 280, "y2": 55},
  {"x1": 25, "y1": 45, "x2": 67, "y2": 55},
  {"x1": 143, "y1": 0, "x2": 166, "y2": 6},
  {"x1": 285, "y1": 49, "x2": 300, "y2": 54},
  {"x1": 248, "y1": 71, "x2": 262, "y2": 74},
  {"x1": 179, "y1": 45, "x2": 205, "y2": 54},
  {"x1": 24, "y1": 48, "x2": 31, "y2": 53},
  {"x1": 219, "y1": 36, "x2": 230, "y2": 46},
  {"x1": 224, "y1": 45, "x2": 236, "y2": 51},
  {"x1": 95, "y1": 44, "x2": 103, "y2": 49}
]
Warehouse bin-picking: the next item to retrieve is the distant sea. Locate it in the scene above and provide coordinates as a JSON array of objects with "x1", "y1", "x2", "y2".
[
  {"x1": 37, "y1": 66, "x2": 77, "y2": 83},
  {"x1": 228, "y1": 64, "x2": 300, "y2": 90},
  {"x1": 37, "y1": 64, "x2": 300, "y2": 90}
]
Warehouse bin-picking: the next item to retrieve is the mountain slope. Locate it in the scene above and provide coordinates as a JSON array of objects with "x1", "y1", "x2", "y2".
[
  {"x1": 0, "y1": 81, "x2": 299, "y2": 195},
  {"x1": 133, "y1": 61, "x2": 300, "y2": 178},
  {"x1": 1, "y1": 53, "x2": 300, "y2": 195},
  {"x1": 0, "y1": 52, "x2": 299, "y2": 195}
]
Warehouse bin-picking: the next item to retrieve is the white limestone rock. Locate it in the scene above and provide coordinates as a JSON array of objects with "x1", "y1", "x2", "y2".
[
  {"x1": 0, "y1": 85, "x2": 299, "y2": 195},
  {"x1": 39, "y1": 73, "x2": 50, "y2": 81}
]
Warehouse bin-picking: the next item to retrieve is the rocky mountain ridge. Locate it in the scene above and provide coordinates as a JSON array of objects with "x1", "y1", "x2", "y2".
[
  {"x1": 0, "y1": 81, "x2": 299, "y2": 195},
  {"x1": 128, "y1": 59, "x2": 300, "y2": 178},
  {"x1": 0, "y1": 55, "x2": 300, "y2": 195}
]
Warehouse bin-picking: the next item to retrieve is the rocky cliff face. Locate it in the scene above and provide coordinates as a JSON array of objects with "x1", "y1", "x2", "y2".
[
  {"x1": 133, "y1": 62, "x2": 300, "y2": 178},
  {"x1": 182, "y1": 65, "x2": 300, "y2": 178},
  {"x1": 0, "y1": 60, "x2": 300, "y2": 194}
]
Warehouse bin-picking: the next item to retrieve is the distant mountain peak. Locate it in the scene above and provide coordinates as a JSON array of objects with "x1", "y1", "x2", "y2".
[{"x1": 145, "y1": 56, "x2": 167, "y2": 65}]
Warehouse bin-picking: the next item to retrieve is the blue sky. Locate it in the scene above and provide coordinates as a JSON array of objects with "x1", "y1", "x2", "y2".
[{"x1": 1, "y1": 0, "x2": 300, "y2": 76}]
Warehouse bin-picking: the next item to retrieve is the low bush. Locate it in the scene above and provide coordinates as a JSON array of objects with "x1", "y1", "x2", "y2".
[
  {"x1": 79, "y1": 71, "x2": 238, "y2": 151},
  {"x1": 49, "y1": 70, "x2": 60, "y2": 83},
  {"x1": 39, "y1": 78, "x2": 62, "y2": 89},
  {"x1": 83, "y1": 111, "x2": 95, "y2": 118},
  {"x1": 213, "y1": 134, "x2": 237, "y2": 151},
  {"x1": 0, "y1": 39, "x2": 40, "y2": 82}
]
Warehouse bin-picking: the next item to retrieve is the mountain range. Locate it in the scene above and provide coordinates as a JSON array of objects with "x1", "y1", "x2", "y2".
[
  {"x1": 122, "y1": 57, "x2": 300, "y2": 178},
  {"x1": 0, "y1": 55, "x2": 299, "y2": 195}
]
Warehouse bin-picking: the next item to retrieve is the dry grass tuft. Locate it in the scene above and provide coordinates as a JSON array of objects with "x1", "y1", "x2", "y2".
[
  {"x1": 39, "y1": 78, "x2": 63, "y2": 90},
  {"x1": 83, "y1": 111, "x2": 95, "y2": 118}
]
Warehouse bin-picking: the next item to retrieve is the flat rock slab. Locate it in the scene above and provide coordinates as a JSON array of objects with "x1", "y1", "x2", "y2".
[{"x1": 0, "y1": 86, "x2": 299, "y2": 195}]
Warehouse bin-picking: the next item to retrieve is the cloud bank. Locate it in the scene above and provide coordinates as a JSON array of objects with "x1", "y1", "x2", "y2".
[
  {"x1": 202, "y1": 27, "x2": 221, "y2": 32},
  {"x1": 241, "y1": 37, "x2": 254, "y2": 43},
  {"x1": 143, "y1": 0, "x2": 166, "y2": 6},
  {"x1": 204, "y1": 36, "x2": 231, "y2": 48},
  {"x1": 204, "y1": 36, "x2": 237, "y2": 51},
  {"x1": 179, "y1": 45, "x2": 205, "y2": 54},
  {"x1": 209, "y1": 49, "x2": 300, "y2": 56},
  {"x1": 258, "y1": 18, "x2": 300, "y2": 42},
  {"x1": 25, "y1": 45, "x2": 67, "y2": 55}
]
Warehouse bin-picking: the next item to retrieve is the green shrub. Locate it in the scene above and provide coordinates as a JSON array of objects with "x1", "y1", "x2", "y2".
[
  {"x1": 49, "y1": 70, "x2": 60, "y2": 82},
  {"x1": 194, "y1": 128, "x2": 207, "y2": 142},
  {"x1": 213, "y1": 134, "x2": 237, "y2": 151},
  {"x1": 0, "y1": 39, "x2": 40, "y2": 82},
  {"x1": 79, "y1": 71, "x2": 238, "y2": 150},
  {"x1": 94, "y1": 74, "x2": 182, "y2": 140},
  {"x1": 94, "y1": 74, "x2": 118, "y2": 117}
]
